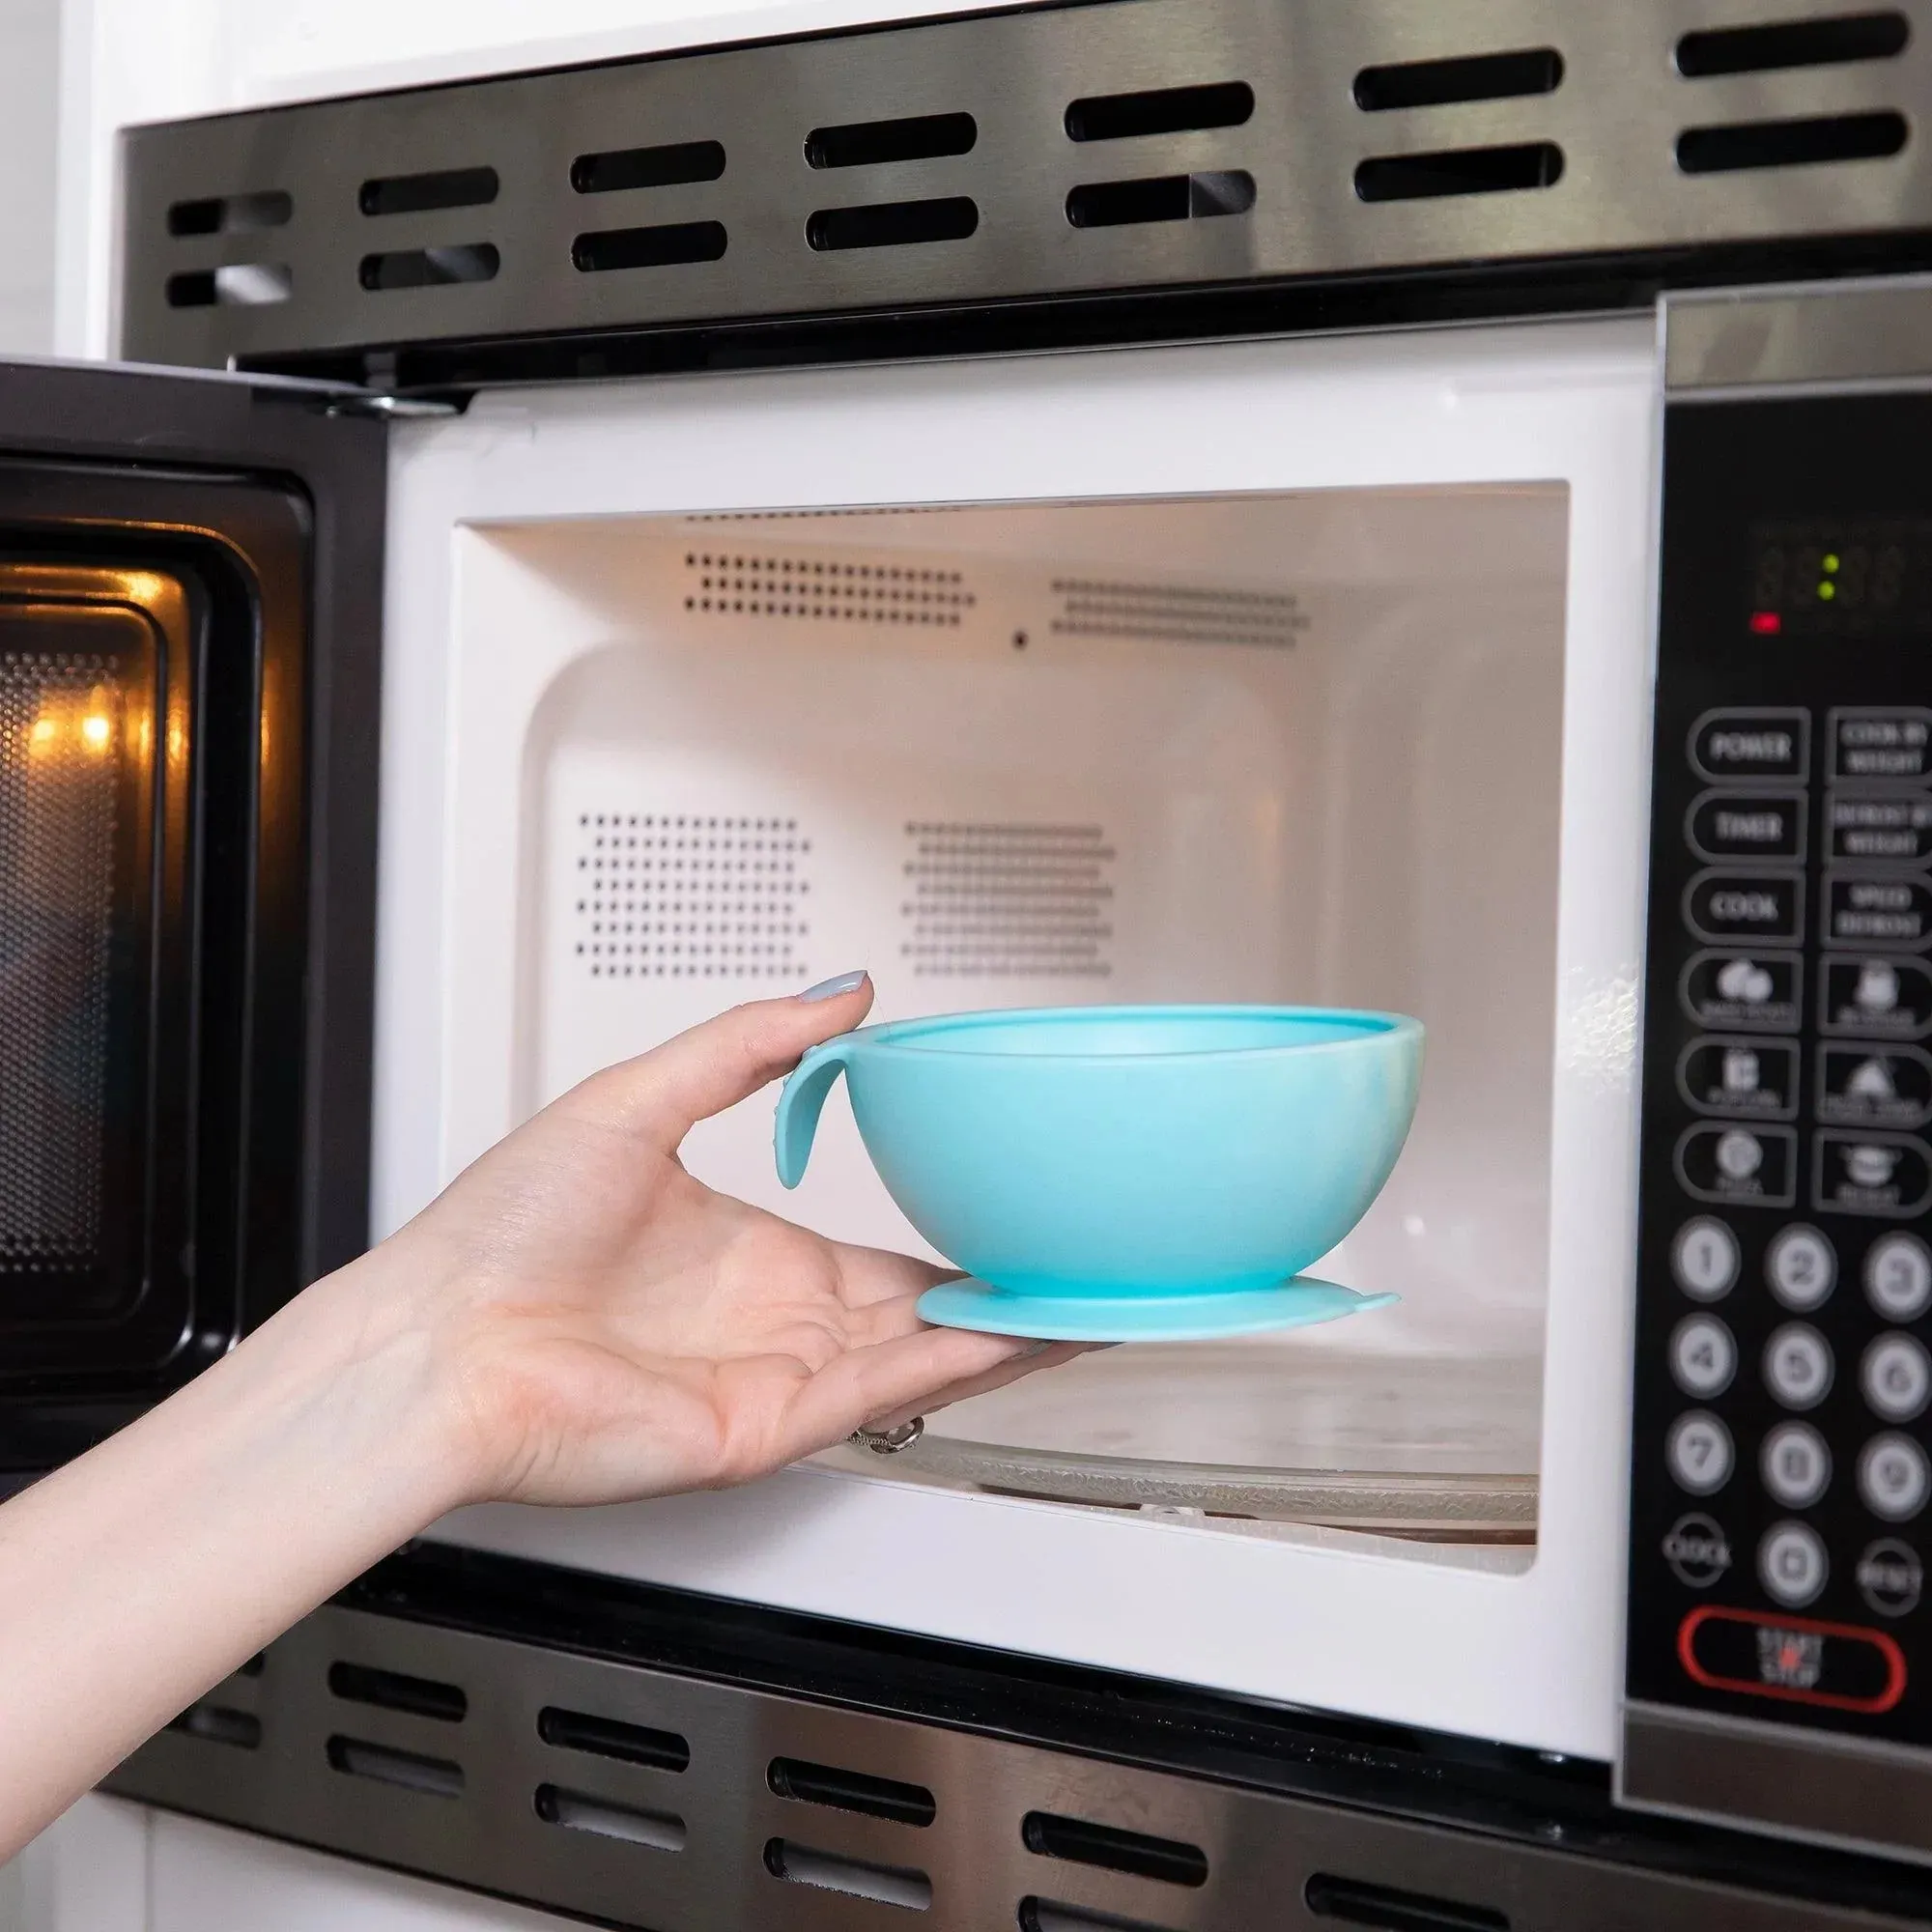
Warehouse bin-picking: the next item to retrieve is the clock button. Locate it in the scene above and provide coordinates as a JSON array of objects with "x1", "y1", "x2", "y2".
[
  {"x1": 1667, "y1": 1411, "x2": 1734, "y2": 1496},
  {"x1": 1764, "y1": 1323, "x2": 1833, "y2": 1410},
  {"x1": 1866, "y1": 1232, "x2": 1932, "y2": 1320},
  {"x1": 1671, "y1": 1315, "x2": 1737, "y2": 1398},
  {"x1": 1862, "y1": 1332, "x2": 1932, "y2": 1423},
  {"x1": 1672, "y1": 1217, "x2": 1740, "y2": 1301},
  {"x1": 1759, "y1": 1521, "x2": 1830, "y2": 1608},
  {"x1": 1761, "y1": 1423, "x2": 1833, "y2": 1509},
  {"x1": 1765, "y1": 1225, "x2": 1835, "y2": 1312},
  {"x1": 1860, "y1": 1435, "x2": 1932, "y2": 1523}
]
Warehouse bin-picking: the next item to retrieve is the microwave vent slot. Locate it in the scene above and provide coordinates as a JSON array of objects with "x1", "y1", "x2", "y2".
[
  {"x1": 576, "y1": 813, "x2": 810, "y2": 982},
  {"x1": 0, "y1": 653, "x2": 120, "y2": 1270},
  {"x1": 573, "y1": 221, "x2": 727, "y2": 273},
  {"x1": 534, "y1": 1783, "x2": 686, "y2": 1851},
  {"x1": 571, "y1": 140, "x2": 725, "y2": 193},
  {"x1": 168, "y1": 1703, "x2": 262, "y2": 1750},
  {"x1": 767, "y1": 1755, "x2": 937, "y2": 1826},
  {"x1": 684, "y1": 551, "x2": 975, "y2": 626},
  {"x1": 1021, "y1": 1811, "x2": 1208, "y2": 1888},
  {"x1": 358, "y1": 244, "x2": 499, "y2": 292},
  {"x1": 327, "y1": 1661, "x2": 468, "y2": 1722},
  {"x1": 1353, "y1": 48, "x2": 1563, "y2": 112},
  {"x1": 807, "y1": 112, "x2": 977, "y2": 169},
  {"x1": 1051, "y1": 578, "x2": 1302, "y2": 648},
  {"x1": 1676, "y1": 12, "x2": 1910, "y2": 77},
  {"x1": 1065, "y1": 171, "x2": 1255, "y2": 228},
  {"x1": 763, "y1": 1837, "x2": 933, "y2": 1910},
  {"x1": 1020, "y1": 1902, "x2": 1181, "y2": 1932},
  {"x1": 806, "y1": 196, "x2": 978, "y2": 250},
  {"x1": 538, "y1": 1704, "x2": 690, "y2": 1770},
  {"x1": 166, "y1": 190, "x2": 291, "y2": 236},
  {"x1": 165, "y1": 264, "x2": 291, "y2": 308},
  {"x1": 1355, "y1": 142, "x2": 1564, "y2": 201},
  {"x1": 359, "y1": 166, "x2": 498, "y2": 216},
  {"x1": 1064, "y1": 80, "x2": 1254, "y2": 142},
  {"x1": 900, "y1": 822, "x2": 1113, "y2": 981},
  {"x1": 1675, "y1": 109, "x2": 1908, "y2": 173},
  {"x1": 1304, "y1": 1871, "x2": 1510, "y2": 1930},
  {"x1": 326, "y1": 1736, "x2": 465, "y2": 1798}
]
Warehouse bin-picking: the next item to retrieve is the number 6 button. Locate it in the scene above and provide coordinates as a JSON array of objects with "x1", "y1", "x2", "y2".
[{"x1": 1862, "y1": 1332, "x2": 1931, "y2": 1423}]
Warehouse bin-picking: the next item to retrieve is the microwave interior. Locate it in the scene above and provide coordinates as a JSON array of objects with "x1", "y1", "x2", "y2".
[{"x1": 492, "y1": 481, "x2": 1567, "y2": 1565}]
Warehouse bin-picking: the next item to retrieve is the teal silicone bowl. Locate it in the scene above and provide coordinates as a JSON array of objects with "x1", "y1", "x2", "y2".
[{"x1": 774, "y1": 1006, "x2": 1424, "y2": 1300}]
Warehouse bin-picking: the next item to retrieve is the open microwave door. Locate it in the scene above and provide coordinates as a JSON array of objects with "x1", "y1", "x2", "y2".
[{"x1": 0, "y1": 357, "x2": 384, "y2": 1472}]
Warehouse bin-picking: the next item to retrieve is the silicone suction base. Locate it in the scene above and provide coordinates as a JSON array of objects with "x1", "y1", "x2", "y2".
[{"x1": 915, "y1": 1276, "x2": 1398, "y2": 1344}]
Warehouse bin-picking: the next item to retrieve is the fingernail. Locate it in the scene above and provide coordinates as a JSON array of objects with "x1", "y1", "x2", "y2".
[{"x1": 799, "y1": 970, "x2": 868, "y2": 1003}]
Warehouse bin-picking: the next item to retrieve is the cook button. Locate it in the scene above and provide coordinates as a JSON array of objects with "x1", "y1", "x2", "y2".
[
  {"x1": 1817, "y1": 1044, "x2": 1932, "y2": 1130},
  {"x1": 1677, "y1": 1122, "x2": 1797, "y2": 1207},
  {"x1": 1678, "y1": 1038, "x2": 1798, "y2": 1119},
  {"x1": 1814, "y1": 1132, "x2": 1932, "y2": 1216},
  {"x1": 1692, "y1": 709, "x2": 1809, "y2": 782},
  {"x1": 1671, "y1": 1315, "x2": 1737, "y2": 1397},
  {"x1": 1672, "y1": 1216, "x2": 1740, "y2": 1301},
  {"x1": 1764, "y1": 1323, "x2": 1833, "y2": 1410},
  {"x1": 1859, "y1": 1539, "x2": 1923, "y2": 1617},
  {"x1": 1762, "y1": 1422, "x2": 1833, "y2": 1508},
  {"x1": 1833, "y1": 707, "x2": 1932, "y2": 782},
  {"x1": 1667, "y1": 1410, "x2": 1734, "y2": 1495},
  {"x1": 1759, "y1": 1522, "x2": 1830, "y2": 1607},
  {"x1": 1820, "y1": 954, "x2": 1932, "y2": 1038},
  {"x1": 1766, "y1": 1224, "x2": 1835, "y2": 1311},
  {"x1": 1860, "y1": 1434, "x2": 1932, "y2": 1522},
  {"x1": 1866, "y1": 1232, "x2": 1932, "y2": 1320},
  {"x1": 1824, "y1": 874, "x2": 1932, "y2": 951},
  {"x1": 1680, "y1": 1604, "x2": 1905, "y2": 1710},
  {"x1": 1687, "y1": 871, "x2": 1805, "y2": 946},
  {"x1": 1830, "y1": 791, "x2": 1932, "y2": 866},
  {"x1": 1862, "y1": 1332, "x2": 1931, "y2": 1423},
  {"x1": 1688, "y1": 790, "x2": 1806, "y2": 863},
  {"x1": 1684, "y1": 951, "x2": 1802, "y2": 1033}
]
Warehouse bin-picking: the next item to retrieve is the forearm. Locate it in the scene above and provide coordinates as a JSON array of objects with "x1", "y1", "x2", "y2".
[{"x1": 0, "y1": 1253, "x2": 471, "y2": 1858}]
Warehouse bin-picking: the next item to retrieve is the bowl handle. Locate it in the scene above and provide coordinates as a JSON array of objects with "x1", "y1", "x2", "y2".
[{"x1": 774, "y1": 1038, "x2": 854, "y2": 1188}]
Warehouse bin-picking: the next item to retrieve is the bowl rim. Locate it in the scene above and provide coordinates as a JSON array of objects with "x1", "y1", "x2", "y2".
[{"x1": 844, "y1": 1003, "x2": 1425, "y2": 1063}]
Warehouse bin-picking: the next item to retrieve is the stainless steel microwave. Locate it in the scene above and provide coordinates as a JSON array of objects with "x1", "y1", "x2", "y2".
[{"x1": 11, "y1": 2, "x2": 1932, "y2": 1927}]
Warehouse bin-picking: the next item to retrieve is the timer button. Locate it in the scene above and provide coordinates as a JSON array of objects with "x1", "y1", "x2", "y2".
[
  {"x1": 1690, "y1": 709, "x2": 1809, "y2": 782},
  {"x1": 1687, "y1": 790, "x2": 1806, "y2": 863}
]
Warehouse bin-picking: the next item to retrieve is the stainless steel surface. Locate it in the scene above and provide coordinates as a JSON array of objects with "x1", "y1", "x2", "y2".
[
  {"x1": 121, "y1": 0, "x2": 1932, "y2": 373},
  {"x1": 1623, "y1": 1701, "x2": 1932, "y2": 1865},
  {"x1": 106, "y1": 1605, "x2": 1932, "y2": 1929},
  {"x1": 813, "y1": 1346, "x2": 1540, "y2": 1534},
  {"x1": 1666, "y1": 273, "x2": 1932, "y2": 390}
]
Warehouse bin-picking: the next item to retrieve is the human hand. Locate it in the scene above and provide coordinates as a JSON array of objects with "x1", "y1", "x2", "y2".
[{"x1": 357, "y1": 975, "x2": 1081, "y2": 1508}]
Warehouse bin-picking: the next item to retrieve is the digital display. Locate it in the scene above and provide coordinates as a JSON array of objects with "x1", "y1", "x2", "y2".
[{"x1": 1747, "y1": 519, "x2": 1932, "y2": 637}]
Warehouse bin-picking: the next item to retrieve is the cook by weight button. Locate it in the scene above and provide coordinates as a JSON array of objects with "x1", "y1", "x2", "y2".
[
  {"x1": 1762, "y1": 1422, "x2": 1833, "y2": 1509},
  {"x1": 1677, "y1": 1122, "x2": 1797, "y2": 1208},
  {"x1": 1759, "y1": 1521, "x2": 1830, "y2": 1609},
  {"x1": 1672, "y1": 1216, "x2": 1740, "y2": 1301},
  {"x1": 1866, "y1": 1232, "x2": 1932, "y2": 1319},
  {"x1": 1684, "y1": 951, "x2": 1802, "y2": 1033},
  {"x1": 1859, "y1": 1539, "x2": 1924, "y2": 1617},
  {"x1": 1667, "y1": 1410, "x2": 1734, "y2": 1495},
  {"x1": 1691, "y1": 709, "x2": 1809, "y2": 782},
  {"x1": 1764, "y1": 1323, "x2": 1833, "y2": 1410},
  {"x1": 1821, "y1": 954, "x2": 1932, "y2": 1038},
  {"x1": 1817, "y1": 1044, "x2": 1932, "y2": 1130},
  {"x1": 1833, "y1": 707, "x2": 1932, "y2": 782},
  {"x1": 1824, "y1": 874, "x2": 1932, "y2": 952},
  {"x1": 1863, "y1": 1332, "x2": 1932, "y2": 1423},
  {"x1": 1766, "y1": 1225, "x2": 1835, "y2": 1311},
  {"x1": 1814, "y1": 1131, "x2": 1932, "y2": 1217},
  {"x1": 1671, "y1": 1315, "x2": 1737, "y2": 1397},
  {"x1": 1861, "y1": 1435, "x2": 1932, "y2": 1522},
  {"x1": 1688, "y1": 790, "x2": 1806, "y2": 863},
  {"x1": 1687, "y1": 871, "x2": 1805, "y2": 946},
  {"x1": 1678, "y1": 1037, "x2": 1798, "y2": 1120},
  {"x1": 1830, "y1": 791, "x2": 1932, "y2": 866}
]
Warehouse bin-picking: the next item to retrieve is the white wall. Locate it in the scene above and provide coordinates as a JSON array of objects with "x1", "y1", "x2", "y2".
[{"x1": 0, "y1": 0, "x2": 60, "y2": 354}]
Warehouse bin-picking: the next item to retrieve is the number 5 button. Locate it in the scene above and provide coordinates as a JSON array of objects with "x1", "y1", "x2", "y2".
[
  {"x1": 1671, "y1": 1315, "x2": 1737, "y2": 1397},
  {"x1": 1764, "y1": 1324, "x2": 1833, "y2": 1409}
]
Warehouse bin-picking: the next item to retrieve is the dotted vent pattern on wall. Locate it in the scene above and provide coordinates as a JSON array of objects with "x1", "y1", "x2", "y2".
[
  {"x1": 683, "y1": 552, "x2": 977, "y2": 627},
  {"x1": 901, "y1": 822, "x2": 1114, "y2": 979},
  {"x1": 0, "y1": 654, "x2": 120, "y2": 1270},
  {"x1": 575, "y1": 813, "x2": 810, "y2": 980}
]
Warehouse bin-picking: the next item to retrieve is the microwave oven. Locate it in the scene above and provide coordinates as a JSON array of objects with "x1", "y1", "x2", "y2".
[{"x1": 11, "y1": 0, "x2": 1932, "y2": 1926}]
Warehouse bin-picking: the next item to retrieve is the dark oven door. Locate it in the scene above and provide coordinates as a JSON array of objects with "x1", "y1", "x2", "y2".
[{"x1": 0, "y1": 359, "x2": 384, "y2": 1470}]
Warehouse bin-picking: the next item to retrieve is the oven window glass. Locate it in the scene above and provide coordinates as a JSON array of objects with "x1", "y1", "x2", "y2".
[{"x1": 497, "y1": 487, "x2": 1567, "y2": 1565}]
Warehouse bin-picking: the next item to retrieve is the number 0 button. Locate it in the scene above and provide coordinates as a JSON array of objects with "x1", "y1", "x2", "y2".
[
  {"x1": 1866, "y1": 1233, "x2": 1932, "y2": 1321},
  {"x1": 1862, "y1": 1332, "x2": 1932, "y2": 1423},
  {"x1": 1671, "y1": 1316, "x2": 1737, "y2": 1397},
  {"x1": 1759, "y1": 1521, "x2": 1829, "y2": 1608},
  {"x1": 1764, "y1": 1323, "x2": 1833, "y2": 1409},
  {"x1": 1673, "y1": 1217, "x2": 1740, "y2": 1301},
  {"x1": 1668, "y1": 1411, "x2": 1734, "y2": 1495}
]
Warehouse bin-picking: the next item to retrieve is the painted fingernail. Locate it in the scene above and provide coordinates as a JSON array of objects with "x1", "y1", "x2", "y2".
[{"x1": 799, "y1": 970, "x2": 868, "y2": 1002}]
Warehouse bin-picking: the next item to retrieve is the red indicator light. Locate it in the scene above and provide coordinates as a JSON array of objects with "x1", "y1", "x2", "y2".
[{"x1": 1749, "y1": 611, "x2": 1782, "y2": 635}]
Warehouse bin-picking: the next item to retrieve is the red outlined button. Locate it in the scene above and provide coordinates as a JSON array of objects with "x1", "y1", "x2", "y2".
[{"x1": 1679, "y1": 1605, "x2": 1906, "y2": 1714}]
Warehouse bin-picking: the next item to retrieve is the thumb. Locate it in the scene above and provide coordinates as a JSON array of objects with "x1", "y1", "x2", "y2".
[{"x1": 565, "y1": 973, "x2": 874, "y2": 1149}]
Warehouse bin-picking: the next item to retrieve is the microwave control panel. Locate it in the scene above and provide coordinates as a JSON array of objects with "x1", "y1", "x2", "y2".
[{"x1": 1628, "y1": 389, "x2": 1932, "y2": 1771}]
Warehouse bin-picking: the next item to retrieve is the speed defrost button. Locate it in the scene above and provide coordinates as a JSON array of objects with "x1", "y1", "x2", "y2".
[{"x1": 1691, "y1": 709, "x2": 1809, "y2": 782}]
